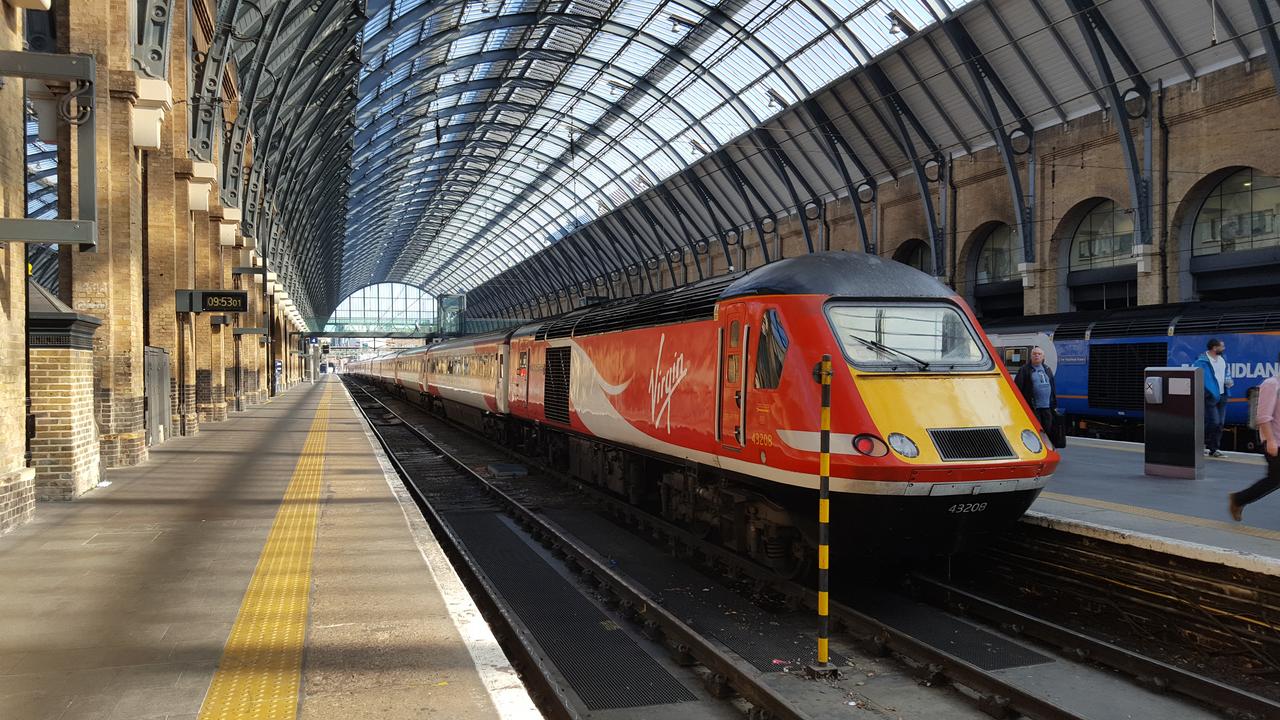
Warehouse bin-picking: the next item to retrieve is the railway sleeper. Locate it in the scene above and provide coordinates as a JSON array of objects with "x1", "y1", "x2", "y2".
[
  {"x1": 916, "y1": 663, "x2": 950, "y2": 688},
  {"x1": 976, "y1": 693, "x2": 1016, "y2": 720},
  {"x1": 702, "y1": 672, "x2": 736, "y2": 699}
]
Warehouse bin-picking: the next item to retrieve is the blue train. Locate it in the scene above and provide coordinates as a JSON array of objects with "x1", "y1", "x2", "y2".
[{"x1": 983, "y1": 301, "x2": 1280, "y2": 450}]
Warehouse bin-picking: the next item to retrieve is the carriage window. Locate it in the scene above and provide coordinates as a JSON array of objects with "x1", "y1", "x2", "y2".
[
  {"x1": 1001, "y1": 347, "x2": 1029, "y2": 372},
  {"x1": 755, "y1": 310, "x2": 789, "y2": 390},
  {"x1": 729, "y1": 320, "x2": 740, "y2": 348}
]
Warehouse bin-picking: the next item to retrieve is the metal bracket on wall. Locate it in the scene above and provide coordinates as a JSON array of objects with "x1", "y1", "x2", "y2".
[
  {"x1": 132, "y1": 0, "x2": 173, "y2": 80},
  {"x1": 0, "y1": 50, "x2": 97, "y2": 249}
]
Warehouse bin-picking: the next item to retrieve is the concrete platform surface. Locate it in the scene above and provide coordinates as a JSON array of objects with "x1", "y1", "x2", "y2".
[
  {"x1": 1029, "y1": 437, "x2": 1280, "y2": 570},
  {"x1": 0, "y1": 377, "x2": 534, "y2": 720}
]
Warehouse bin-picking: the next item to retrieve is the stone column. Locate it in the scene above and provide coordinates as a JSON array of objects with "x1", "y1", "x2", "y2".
[
  {"x1": 238, "y1": 255, "x2": 260, "y2": 405},
  {"x1": 173, "y1": 161, "x2": 199, "y2": 433},
  {"x1": 58, "y1": 1, "x2": 148, "y2": 469},
  {"x1": 140, "y1": 81, "x2": 181, "y2": 438},
  {"x1": 192, "y1": 191, "x2": 215, "y2": 420},
  {"x1": 218, "y1": 213, "x2": 239, "y2": 413},
  {"x1": 28, "y1": 282, "x2": 103, "y2": 501},
  {"x1": 0, "y1": 4, "x2": 35, "y2": 535},
  {"x1": 166, "y1": 6, "x2": 197, "y2": 435}
]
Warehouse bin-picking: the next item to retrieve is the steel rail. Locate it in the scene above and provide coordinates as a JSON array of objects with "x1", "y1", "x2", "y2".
[
  {"x1": 349, "y1": 378, "x2": 1102, "y2": 720},
  {"x1": 343, "y1": 378, "x2": 813, "y2": 720},
  {"x1": 353, "y1": 374, "x2": 1280, "y2": 720},
  {"x1": 910, "y1": 573, "x2": 1279, "y2": 720},
  {"x1": 350, "y1": 370, "x2": 1280, "y2": 719}
]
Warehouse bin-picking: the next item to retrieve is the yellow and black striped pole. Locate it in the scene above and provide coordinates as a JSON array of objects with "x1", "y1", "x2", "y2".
[{"x1": 817, "y1": 353, "x2": 832, "y2": 666}]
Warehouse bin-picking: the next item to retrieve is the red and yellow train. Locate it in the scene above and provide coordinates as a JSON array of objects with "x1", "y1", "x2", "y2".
[{"x1": 348, "y1": 252, "x2": 1058, "y2": 568}]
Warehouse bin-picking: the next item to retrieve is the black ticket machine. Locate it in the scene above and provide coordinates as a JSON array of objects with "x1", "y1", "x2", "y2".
[{"x1": 1143, "y1": 366, "x2": 1205, "y2": 479}]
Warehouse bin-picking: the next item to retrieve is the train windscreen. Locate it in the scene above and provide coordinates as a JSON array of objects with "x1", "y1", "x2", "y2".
[{"x1": 826, "y1": 303, "x2": 992, "y2": 372}]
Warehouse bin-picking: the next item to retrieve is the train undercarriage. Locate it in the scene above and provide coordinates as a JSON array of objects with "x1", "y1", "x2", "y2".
[{"x1": 380, "y1": 380, "x2": 1039, "y2": 573}]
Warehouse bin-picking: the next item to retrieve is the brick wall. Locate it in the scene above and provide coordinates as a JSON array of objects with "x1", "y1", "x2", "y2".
[
  {"x1": 29, "y1": 348, "x2": 101, "y2": 500},
  {"x1": 0, "y1": 2, "x2": 35, "y2": 535}
]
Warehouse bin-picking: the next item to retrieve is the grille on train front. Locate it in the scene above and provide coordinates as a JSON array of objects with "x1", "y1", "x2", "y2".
[{"x1": 927, "y1": 427, "x2": 1016, "y2": 461}]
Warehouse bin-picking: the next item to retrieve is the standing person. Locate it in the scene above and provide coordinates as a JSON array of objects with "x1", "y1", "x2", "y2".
[
  {"x1": 1229, "y1": 362, "x2": 1279, "y2": 521},
  {"x1": 1194, "y1": 338, "x2": 1234, "y2": 458},
  {"x1": 1015, "y1": 346, "x2": 1057, "y2": 438}
]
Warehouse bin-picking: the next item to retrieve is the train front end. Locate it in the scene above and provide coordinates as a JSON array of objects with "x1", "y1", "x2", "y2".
[
  {"x1": 819, "y1": 297, "x2": 1057, "y2": 553},
  {"x1": 727, "y1": 253, "x2": 1058, "y2": 556}
]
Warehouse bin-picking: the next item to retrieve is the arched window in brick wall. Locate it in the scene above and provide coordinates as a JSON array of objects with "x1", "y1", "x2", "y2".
[
  {"x1": 1063, "y1": 199, "x2": 1137, "y2": 311},
  {"x1": 892, "y1": 239, "x2": 930, "y2": 273},
  {"x1": 1193, "y1": 168, "x2": 1280, "y2": 257},
  {"x1": 970, "y1": 223, "x2": 1022, "y2": 318},
  {"x1": 1069, "y1": 200, "x2": 1136, "y2": 272},
  {"x1": 1184, "y1": 168, "x2": 1280, "y2": 301},
  {"x1": 976, "y1": 224, "x2": 1018, "y2": 283}
]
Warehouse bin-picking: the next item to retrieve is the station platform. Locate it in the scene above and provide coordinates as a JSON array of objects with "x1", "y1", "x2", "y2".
[
  {"x1": 0, "y1": 376, "x2": 535, "y2": 720},
  {"x1": 1029, "y1": 437, "x2": 1280, "y2": 572}
]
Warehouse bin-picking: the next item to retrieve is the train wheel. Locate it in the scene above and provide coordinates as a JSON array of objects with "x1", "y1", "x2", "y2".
[{"x1": 770, "y1": 539, "x2": 812, "y2": 581}]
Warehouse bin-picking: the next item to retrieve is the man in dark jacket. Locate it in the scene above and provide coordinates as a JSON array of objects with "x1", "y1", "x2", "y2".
[{"x1": 1015, "y1": 346, "x2": 1057, "y2": 435}]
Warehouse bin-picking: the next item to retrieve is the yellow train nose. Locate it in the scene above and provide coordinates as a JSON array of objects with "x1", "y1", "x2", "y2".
[{"x1": 852, "y1": 371, "x2": 1046, "y2": 464}]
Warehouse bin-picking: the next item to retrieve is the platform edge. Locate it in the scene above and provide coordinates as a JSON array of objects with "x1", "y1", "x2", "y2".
[
  {"x1": 340, "y1": 383, "x2": 541, "y2": 720},
  {"x1": 1022, "y1": 510, "x2": 1280, "y2": 577}
]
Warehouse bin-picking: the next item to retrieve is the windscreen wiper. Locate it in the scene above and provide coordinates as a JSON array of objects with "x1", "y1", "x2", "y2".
[{"x1": 846, "y1": 334, "x2": 930, "y2": 371}]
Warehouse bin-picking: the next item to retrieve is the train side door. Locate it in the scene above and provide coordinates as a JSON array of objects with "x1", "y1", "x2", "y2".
[
  {"x1": 719, "y1": 304, "x2": 748, "y2": 449},
  {"x1": 510, "y1": 346, "x2": 530, "y2": 415}
]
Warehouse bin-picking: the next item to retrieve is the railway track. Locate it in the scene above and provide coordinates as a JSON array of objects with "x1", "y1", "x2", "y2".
[
  {"x1": 344, "y1": 376, "x2": 1277, "y2": 720},
  {"x1": 345, "y1": 379, "x2": 814, "y2": 720},
  {"x1": 934, "y1": 524, "x2": 1280, "y2": 710}
]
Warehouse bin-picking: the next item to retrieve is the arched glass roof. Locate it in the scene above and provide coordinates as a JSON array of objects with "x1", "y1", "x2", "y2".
[
  {"x1": 348, "y1": 0, "x2": 962, "y2": 298},
  {"x1": 208, "y1": 0, "x2": 1270, "y2": 325},
  {"x1": 324, "y1": 282, "x2": 437, "y2": 333}
]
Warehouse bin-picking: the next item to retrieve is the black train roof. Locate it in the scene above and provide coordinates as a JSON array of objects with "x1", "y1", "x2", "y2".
[
  {"x1": 514, "y1": 252, "x2": 955, "y2": 340},
  {"x1": 720, "y1": 251, "x2": 955, "y2": 301}
]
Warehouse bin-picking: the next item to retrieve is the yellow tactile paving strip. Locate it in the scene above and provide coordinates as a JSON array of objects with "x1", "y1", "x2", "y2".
[{"x1": 198, "y1": 384, "x2": 333, "y2": 720}]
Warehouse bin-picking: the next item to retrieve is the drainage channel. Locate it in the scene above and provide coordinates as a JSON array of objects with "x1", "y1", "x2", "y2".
[
  {"x1": 346, "y1": 379, "x2": 819, "y2": 720},
  {"x1": 350, "y1": 377, "x2": 1254, "y2": 720}
]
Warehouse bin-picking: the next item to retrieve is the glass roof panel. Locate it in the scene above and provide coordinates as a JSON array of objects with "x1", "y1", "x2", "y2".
[{"x1": 345, "y1": 0, "x2": 963, "y2": 302}]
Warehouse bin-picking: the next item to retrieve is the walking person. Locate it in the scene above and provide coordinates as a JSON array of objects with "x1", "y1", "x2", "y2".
[
  {"x1": 1229, "y1": 361, "x2": 1280, "y2": 521},
  {"x1": 1194, "y1": 338, "x2": 1234, "y2": 458},
  {"x1": 1014, "y1": 346, "x2": 1057, "y2": 440}
]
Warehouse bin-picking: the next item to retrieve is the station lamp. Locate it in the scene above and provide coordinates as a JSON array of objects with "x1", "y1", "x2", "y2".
[
  {"x1": 886, "y1": 10, "x2": 916, "y2": 36},
  {"x1": 765, "y1": 88, "x2": 787, "y2": 111},
  {"x1": 668, "y1": 13, "x2": 697, "y2": 33}
]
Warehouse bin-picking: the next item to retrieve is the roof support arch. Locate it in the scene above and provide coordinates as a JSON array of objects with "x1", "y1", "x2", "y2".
[{"x1": 1066, "y1": 0, "x2": 1153, "y2": 252}]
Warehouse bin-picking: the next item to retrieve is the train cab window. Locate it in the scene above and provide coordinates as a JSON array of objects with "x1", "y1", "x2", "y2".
[
  {"x1": 827, "y1": 303, "x2": 991, "y2": 371},
  {"x1": 729, "y1": 320, "x2": 740, "y2": 348},
  {"x1": 754, "y1": 310, "x2": 789, "y2": 390},
  {"x1": 727, "y1": 354, "x2": 739, "y2": 384},
  {"x1": 518, "y1": 351, "x2": 529, "y2": 377}
]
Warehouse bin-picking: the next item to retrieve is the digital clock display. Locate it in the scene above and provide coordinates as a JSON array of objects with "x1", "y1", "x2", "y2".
[{"x1": 194, "y1": 291, "x2": 248, "y2": 312}]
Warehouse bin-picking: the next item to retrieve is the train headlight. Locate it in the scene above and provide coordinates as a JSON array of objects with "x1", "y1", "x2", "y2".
[
  {"x1": 851, "y1": 434, "x2": 888, "y2": 457},
  {"x1": 887, "y1": 433, "x2": 919, "y2": 459},
  {"x1": 1021, "y1": 429, "x2": 1043, "y2": 453}
]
